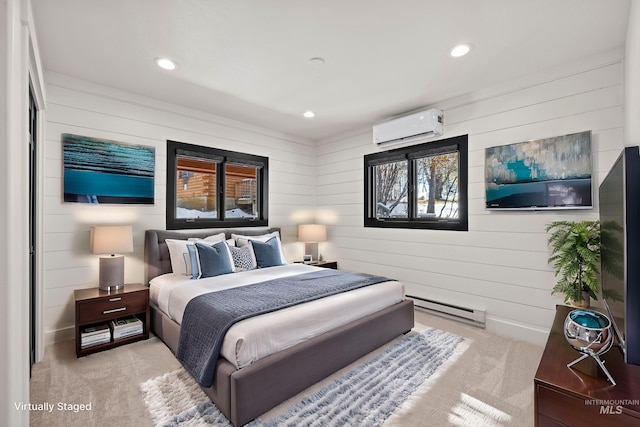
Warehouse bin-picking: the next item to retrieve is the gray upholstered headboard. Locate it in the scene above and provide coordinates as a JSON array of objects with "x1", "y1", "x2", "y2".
[{"x1": 144, "y1": 227, "x2": 281, "y2": 284}]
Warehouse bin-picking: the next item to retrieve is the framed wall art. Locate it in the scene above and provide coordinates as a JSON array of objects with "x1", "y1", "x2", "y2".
[
  {"x1": 63, "y1": 133, "x2": 155, "y2": 204},
  {"x1": 485, "y1": 131, "x2": 592, "y2": 210}
]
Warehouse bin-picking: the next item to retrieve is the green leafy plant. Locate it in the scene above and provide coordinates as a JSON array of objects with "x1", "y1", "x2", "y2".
[{"x1": 546, "y1": 220, "x2": 601, "y2": 305}]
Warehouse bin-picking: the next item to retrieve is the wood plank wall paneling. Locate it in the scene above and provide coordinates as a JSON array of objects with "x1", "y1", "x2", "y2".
[
  {"x1": 42, "y1": 75, "x2": 316, "y2": 343},
  {"x1": 42, "y1": 52, "x2": 624, "y2": 346},
  {"x1": 315, "y1": 55, "x2": 625, "y2": 345}
]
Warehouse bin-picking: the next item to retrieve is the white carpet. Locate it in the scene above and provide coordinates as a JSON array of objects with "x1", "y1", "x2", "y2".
[{"x1": 141, "y1": 328, "x2": 466, "y2": 426}]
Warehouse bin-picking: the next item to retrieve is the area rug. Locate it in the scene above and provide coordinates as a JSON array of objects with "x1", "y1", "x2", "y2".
[{"x1": 140, "y1": 328, "x2": 465, "y2": 426}]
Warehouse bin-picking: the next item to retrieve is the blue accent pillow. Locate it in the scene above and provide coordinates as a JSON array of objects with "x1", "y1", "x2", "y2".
[
  {"x1": 186, "y1": 244, "x2": 200, "y2": 279},
  {"x1": 250, "y1": 237, "x2": 283, "y2": 268},
  {"x1": 195, "y1": 242, "x2": 234, "y2": 278}
]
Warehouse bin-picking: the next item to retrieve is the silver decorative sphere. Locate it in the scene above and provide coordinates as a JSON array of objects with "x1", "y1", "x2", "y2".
[
  {"x1": 564, "y1": 309, "x2": 613, "y2": 356},
  {"x1": 563, "y1": 308, "x2": 616, "y2": 385}
]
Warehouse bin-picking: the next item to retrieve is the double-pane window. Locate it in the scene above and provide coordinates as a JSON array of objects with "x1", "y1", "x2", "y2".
[
  {"x1": 167, "y1": 141, "x2": 268, "y2": 229},
  {"x1": 365, "y1": 135, "x2": 468, "y2": 231}
]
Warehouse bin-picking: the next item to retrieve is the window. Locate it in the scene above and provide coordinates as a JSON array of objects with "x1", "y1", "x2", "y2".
[
  {"x1": 166, "y1": 140, "x2": 268, "y2": 229},
  {"x1": 364, "y1": 135, "x2": 468, "y2": 231}
]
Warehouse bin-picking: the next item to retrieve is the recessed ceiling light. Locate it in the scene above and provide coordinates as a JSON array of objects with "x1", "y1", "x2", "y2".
[
  {"x1": 450, "y1": 44, "x2": 472, "y2": 58},
  {"x1": 155, "y1": 57, "x2": 177, "y2": 70},
  {"x1": 309, "y1": 57, "x2": 326, "y2": 65},
  {"x1": 303, "y1": 111, "x2": 316, "y2": 118}
]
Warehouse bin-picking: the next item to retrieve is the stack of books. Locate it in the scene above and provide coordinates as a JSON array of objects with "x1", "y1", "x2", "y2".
[
  {"x1": 80, "y1": 324, "x2": 110, "y2": 349},
  {"x1": 110, "y1": 316, "x2": 143, "y2": 340}
]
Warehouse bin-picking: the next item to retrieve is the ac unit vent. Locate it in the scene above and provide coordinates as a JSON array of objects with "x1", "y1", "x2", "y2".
[{"x1": 373, "y1": 108, "x2": 444, "y2": 146}]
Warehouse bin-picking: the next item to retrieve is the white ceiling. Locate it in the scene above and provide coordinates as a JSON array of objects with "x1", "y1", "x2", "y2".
[{"x1": 31, "y1": 0, "x2": 631, "y2": 141}]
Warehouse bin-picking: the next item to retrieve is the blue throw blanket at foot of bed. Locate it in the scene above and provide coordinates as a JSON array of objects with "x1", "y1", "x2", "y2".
[{"x1": 177, "y1": 269, "x2": 390, "y2": 387}]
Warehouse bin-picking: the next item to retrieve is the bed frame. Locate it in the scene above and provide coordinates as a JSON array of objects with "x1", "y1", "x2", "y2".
[{"x1": 144, "y1": 227, "x2": 414, "y2": 426}]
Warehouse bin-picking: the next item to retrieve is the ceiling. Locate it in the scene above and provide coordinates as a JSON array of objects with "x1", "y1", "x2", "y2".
[{"x1": 31, "y1": 0, "x2": 631, "y2": 141}]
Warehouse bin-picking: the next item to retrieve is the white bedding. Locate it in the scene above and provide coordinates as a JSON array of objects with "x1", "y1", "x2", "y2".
[{"x1": 150, "y1": 264, "x2": 404, "y2": 369}]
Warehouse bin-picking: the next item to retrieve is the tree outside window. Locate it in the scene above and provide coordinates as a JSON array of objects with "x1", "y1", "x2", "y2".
[
  {"x1": 415, "y1": 152, "x2": 459, "y2": 219},
  {"x1": 374, "y1": 160, "x2": 408, "y2": 219}
]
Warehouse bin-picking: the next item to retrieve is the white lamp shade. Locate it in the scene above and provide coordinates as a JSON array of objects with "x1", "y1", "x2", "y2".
[
  {"x1": 298, "y1": 224, "x2": 327, "y2": 242},
  {"x1": 90, "y1": 225, "x2": 133, "y2": 255}
]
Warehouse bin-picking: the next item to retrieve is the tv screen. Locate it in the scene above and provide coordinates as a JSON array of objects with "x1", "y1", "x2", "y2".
[
  {"x1": 599, "y1": 152, "x2": 627, "y2": 350},
  {"x1": 485, "y1": 131, "x2": 592, "y2": 210},
  {"x1": 599, "y1": 146, "x2": 640, "y2": 365}
]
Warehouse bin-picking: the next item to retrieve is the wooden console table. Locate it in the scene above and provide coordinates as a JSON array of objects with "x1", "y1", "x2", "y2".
[{"x1": 534, "y1": 305, "x2": 640, "y2": 426}]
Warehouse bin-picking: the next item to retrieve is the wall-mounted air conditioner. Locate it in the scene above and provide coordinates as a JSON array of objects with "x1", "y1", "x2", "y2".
[{"x1": 373, "y1": 108, "x2": 444, "y2": 146}]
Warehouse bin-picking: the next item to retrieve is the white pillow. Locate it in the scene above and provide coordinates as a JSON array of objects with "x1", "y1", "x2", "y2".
[
  {"x1": 165, "y1": 239, "x2": 193, "y2": 275},
  {"x1": 231, "y1": 231, "x2": 288, "y2": 264},
  {"x1": 167, "y1": 233, "x2": 228, "y2": 275},
  {"x1": 228, "y1": 244, "x2": 257, "y2": 271},
  {"x1": 187, "y1": 232, "x2": 226, "y2": 243}
]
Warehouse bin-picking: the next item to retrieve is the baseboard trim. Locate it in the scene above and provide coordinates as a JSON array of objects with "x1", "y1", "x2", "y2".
[
  {"x1": 45, "y1": 325, "x2": 74, "y2": 346},
  {"x1": 486, "y1": 316, "x2": 549, "y2": 347}
]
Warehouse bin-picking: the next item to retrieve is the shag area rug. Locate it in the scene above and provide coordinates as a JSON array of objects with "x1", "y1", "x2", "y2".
[{"x1": 141, "y1": 328, "x2": 464, "y2": 426}]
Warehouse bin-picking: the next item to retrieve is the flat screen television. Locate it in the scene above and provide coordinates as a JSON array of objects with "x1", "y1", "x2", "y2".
[
  {"x1": 599, "y1": 146, "x2": 640, "y2": 366},
  {"x1": 485, "y1": 131, "x2": 592, "y2": 210}
]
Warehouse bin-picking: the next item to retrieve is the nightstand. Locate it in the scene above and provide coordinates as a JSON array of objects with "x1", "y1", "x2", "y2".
[
  {"x1": 74, "y1": 283, "x2": 150, "y2": 357},
  {"x1": 306, "y1": 261, "x2": 337, "y2": 269},
  {"x1": 295, "y1": 260, "x2": 337, "y2": 269}
]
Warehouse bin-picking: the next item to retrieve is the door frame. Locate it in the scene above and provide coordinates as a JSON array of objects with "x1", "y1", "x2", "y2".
[{"x1": 28, "y1": 26, "x2": 46, "y2": 365}]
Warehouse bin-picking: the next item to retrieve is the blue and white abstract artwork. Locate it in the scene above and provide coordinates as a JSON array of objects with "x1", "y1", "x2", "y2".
[
  {"x1": 63, "y1": 133, "x2": 155, "y2": 204},
  {"x1": 485, "y1": 131, "x2": 592, "y2": 210}
]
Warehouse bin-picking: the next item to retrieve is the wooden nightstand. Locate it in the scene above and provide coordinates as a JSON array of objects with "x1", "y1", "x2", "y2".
[
  {"x1": 295, "y1": 261, "x2": 337, "y2": 269},
  {"x1": 309, "y1": 261, "x2": 337, "y2": 269},
  {"x1": 74, "y1": 283, "x2": 150, "y2": 357}
]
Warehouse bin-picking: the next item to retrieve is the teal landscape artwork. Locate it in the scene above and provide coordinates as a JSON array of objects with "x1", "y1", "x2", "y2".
[
  {"x1": 63, "y1": 133, "x2": 155, "y2": 204},
  {"x1": 485, "y1": 131, "x2": 592, "y2": 210}
]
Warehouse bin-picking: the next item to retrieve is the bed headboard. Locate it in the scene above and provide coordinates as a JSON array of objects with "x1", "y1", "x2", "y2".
[{"x1": 144, "y1": 227, "x2": 281, "y2": 284}]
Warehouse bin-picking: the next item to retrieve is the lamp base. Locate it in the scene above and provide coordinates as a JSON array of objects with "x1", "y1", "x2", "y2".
[
  {"x1": 99, "y1": 284, "x2": 125, "y2": 292},
  {"x1": 99, "y1": 255, "x2": 125, "y2": 291},
  {"x1": 304, "y1": 242, "x2": 319, "y2": 263}
]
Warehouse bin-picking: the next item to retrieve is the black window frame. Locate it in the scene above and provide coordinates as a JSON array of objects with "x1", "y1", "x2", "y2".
[
  {"x1": 364, "y1": 134, "x2": 468, "y2": 231},
  {"x1": 166, "y1": 140, "x2": 269, "y2": 230}
]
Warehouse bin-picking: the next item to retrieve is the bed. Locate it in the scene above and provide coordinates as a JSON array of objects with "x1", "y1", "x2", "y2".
[{"x1": 144, "y1": 227, "x2": 414, "y2": 426}]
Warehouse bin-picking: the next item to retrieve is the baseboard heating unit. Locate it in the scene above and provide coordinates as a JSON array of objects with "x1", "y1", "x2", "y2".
[{"x1": 408, "y1": 295, "x2": 486, "y2": 329}]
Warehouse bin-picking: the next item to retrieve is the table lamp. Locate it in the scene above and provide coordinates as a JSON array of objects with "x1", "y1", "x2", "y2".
[
  {"x1": 90, "y1": 225, "x2": 133, "y2": 291},
  {"x1": 298, "y1": 224, "x2": 326, "y2": 263}
]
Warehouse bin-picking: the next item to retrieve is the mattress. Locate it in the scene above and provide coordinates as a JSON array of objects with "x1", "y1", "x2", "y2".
[{"x1": 150, "y1": 263, "x2": 404, "y2": 368}]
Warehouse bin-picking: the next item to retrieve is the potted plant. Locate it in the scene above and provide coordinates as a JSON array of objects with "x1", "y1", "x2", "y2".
[{"x1": 546, "y1": 220, "x2": 601, "y2": 307}]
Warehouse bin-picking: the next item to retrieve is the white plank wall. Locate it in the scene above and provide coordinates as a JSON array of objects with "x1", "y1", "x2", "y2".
[
  {"x1": 42, "y1": 73, "x2": 316, "y2": 343},
  {"x1": 315, "y1": 50, "x2": 625, "y2": 345}
]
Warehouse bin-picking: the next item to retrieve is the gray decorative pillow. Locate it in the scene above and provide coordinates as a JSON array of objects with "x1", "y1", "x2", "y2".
[{"x1": 229, "y1": 245, "x2": 257, "y2": 271}]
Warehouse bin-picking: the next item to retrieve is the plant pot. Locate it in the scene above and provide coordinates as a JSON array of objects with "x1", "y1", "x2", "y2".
[{"x1": 570, "y1": 292, "x2": 591, "y2": 308}]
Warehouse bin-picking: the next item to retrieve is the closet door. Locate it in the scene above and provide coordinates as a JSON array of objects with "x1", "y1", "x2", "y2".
[{"x1": 29, "y1": 87, "x2": 37, "y2": 373}]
